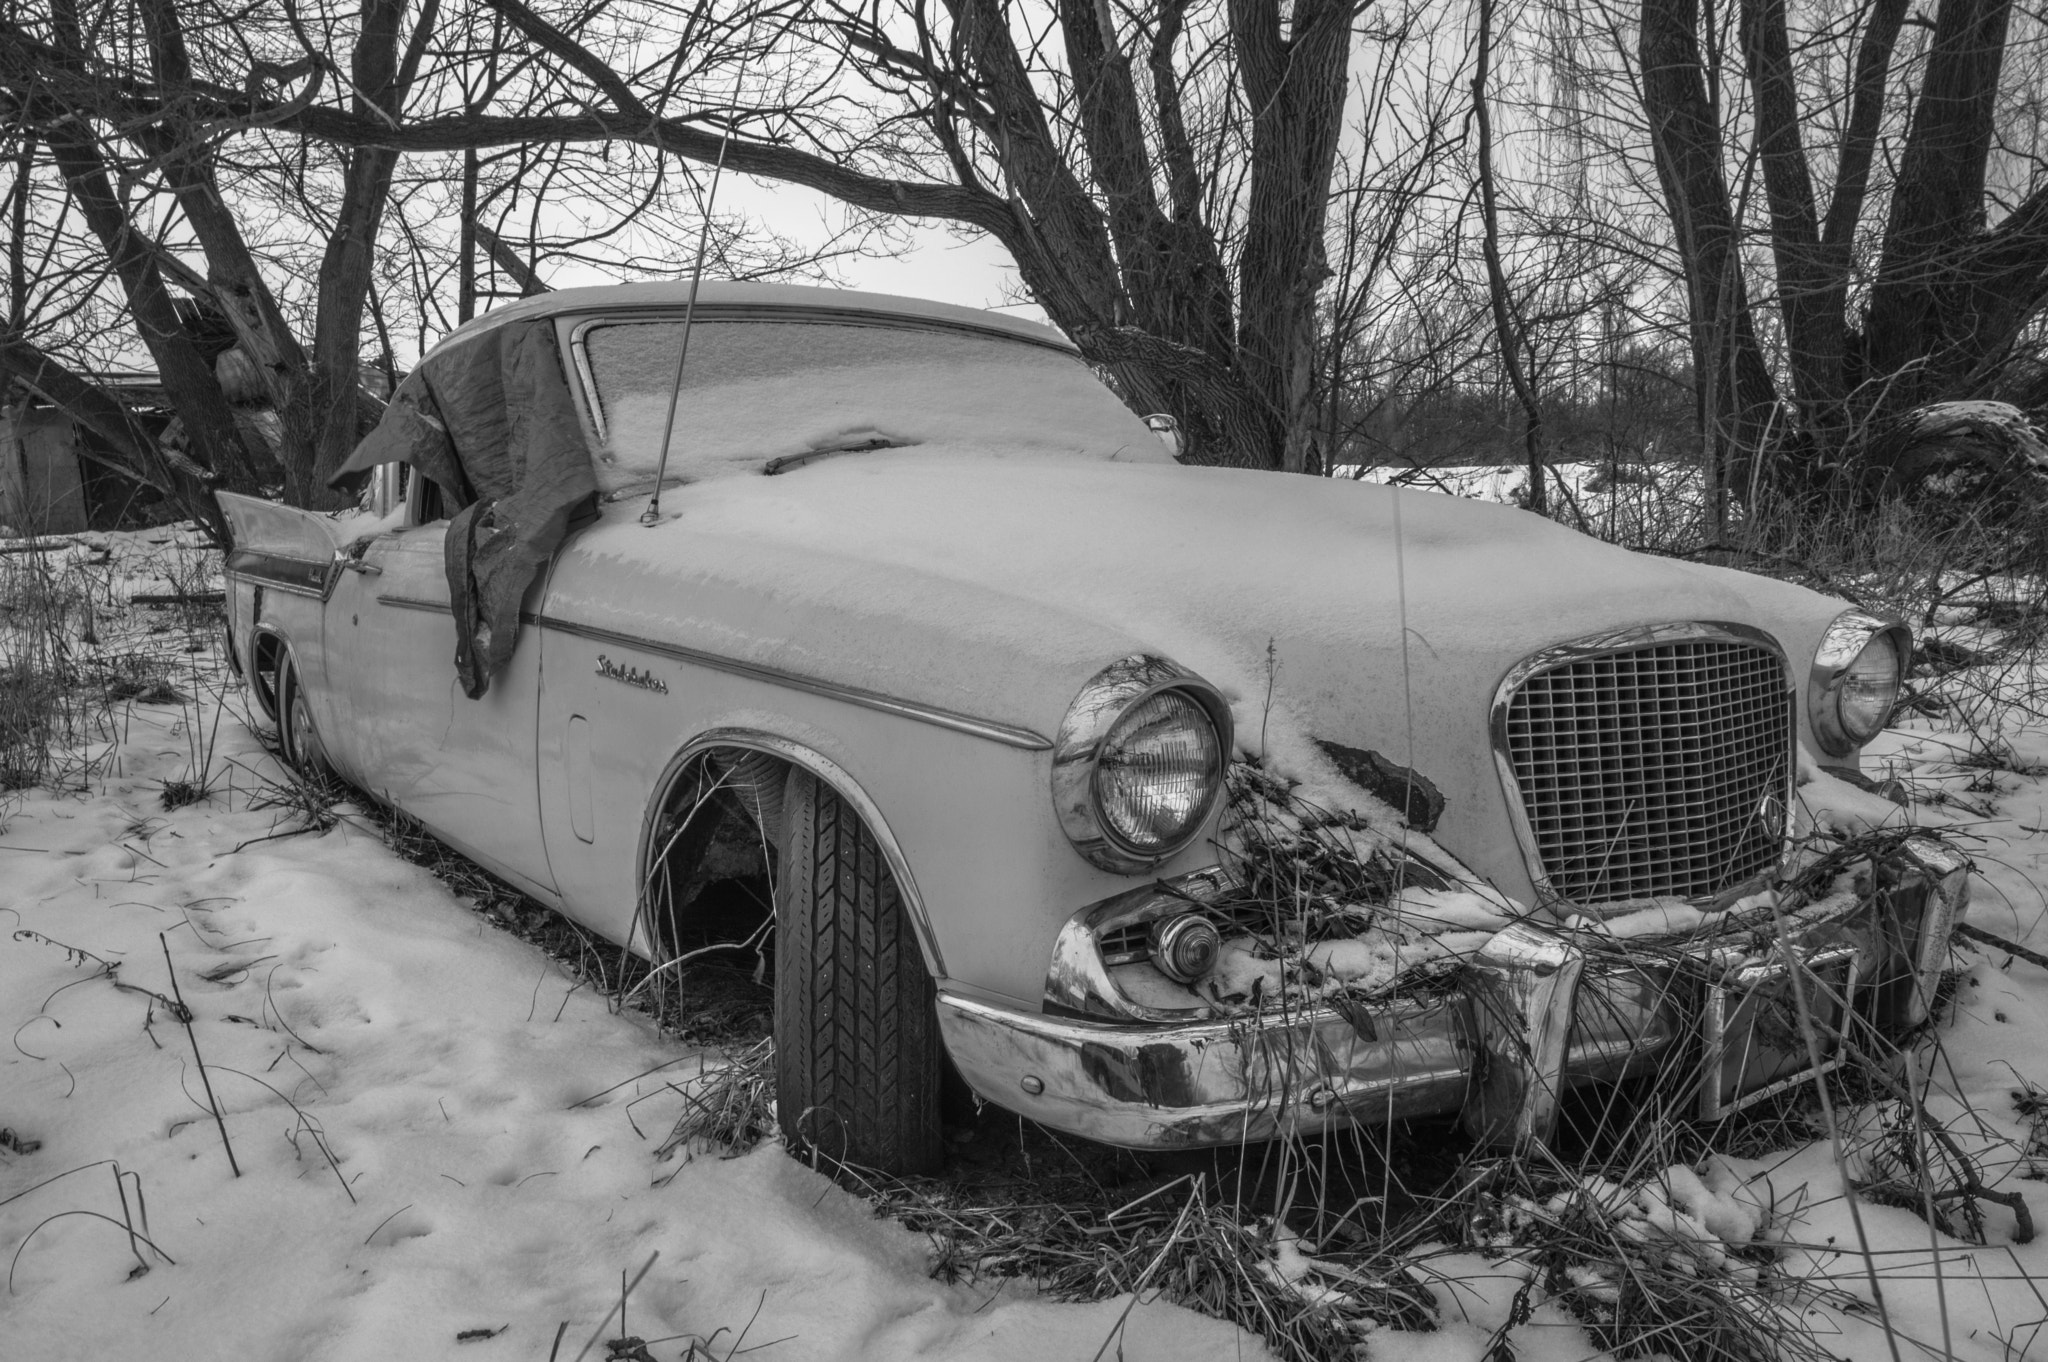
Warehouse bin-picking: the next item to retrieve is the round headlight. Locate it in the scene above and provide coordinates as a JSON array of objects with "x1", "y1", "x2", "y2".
[
  {"x1": 1096, "y1": 689, "x2": 1222, "y2": 851},
  {"x1": 1053, "y1": 656, "x2": 1233, "y2": 873},
  {"x1": 1809, "y1": 611, "x2": 1909, "y2": 756},
  {"x1": 1837, "y1": 637, "x2": 1902, "y2": 743}
]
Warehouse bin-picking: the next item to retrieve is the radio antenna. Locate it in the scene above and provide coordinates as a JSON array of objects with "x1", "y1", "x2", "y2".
[{"x1": 642, "y1": 86, "x2": 740, "y2": 527}]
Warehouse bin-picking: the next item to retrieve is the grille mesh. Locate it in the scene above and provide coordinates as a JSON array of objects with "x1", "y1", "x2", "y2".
[{"x1": 1502, "y1": 636, "x2": 1791, "y2": 904}]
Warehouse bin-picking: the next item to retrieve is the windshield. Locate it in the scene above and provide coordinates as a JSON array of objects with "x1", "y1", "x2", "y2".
[{"x1": 575, "y1": 319, "x2": 1164, "y2": 496}]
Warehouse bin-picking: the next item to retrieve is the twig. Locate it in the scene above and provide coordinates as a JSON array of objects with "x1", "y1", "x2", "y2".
[
  {"x1": 1956, "y1": 922, "x2": 2048, "y2": 974},
  {"x1": 9, "y1": 1210, "x2": 178, "y2": 1293},
  {"x1": 211, "y1": 1066, "x2": 353, "y2": 1203},
  {"x1": 570, "y1": 1249, "x2": 659, "y2": 1362},
  {"x1": 160, "y1": 933, "x2": 238, "y2": 1177},
  {"x1": 363, "y1": 1203, "x2": 415, "y2": 1246},
  {"x1": 567, "y1": 1056, "x2": 696, "y2": 1108},
  {"x1": 111, "y1": 1164, "x2": 147, "y2": 1275}
]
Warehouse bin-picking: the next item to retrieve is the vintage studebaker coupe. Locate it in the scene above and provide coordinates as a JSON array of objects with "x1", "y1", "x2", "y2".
[{"x1": 217, "y1": 282, "x2": 1965, "y2": 1174}]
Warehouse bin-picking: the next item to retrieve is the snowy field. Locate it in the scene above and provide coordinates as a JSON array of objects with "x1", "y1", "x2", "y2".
[{"x1": 7, "y1": 527, "x2": 2048, "y2": 1360}]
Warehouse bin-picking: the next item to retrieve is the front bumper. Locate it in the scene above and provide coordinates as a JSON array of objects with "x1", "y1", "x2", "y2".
[{"x1": 937, "y1": 839, "x2": 1969, "y2": 1151}]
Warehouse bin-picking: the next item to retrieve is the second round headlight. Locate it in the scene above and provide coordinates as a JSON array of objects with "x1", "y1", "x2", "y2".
[
  {"x1": 1809, "y1": 610, "x2": 1910, "y2": 756},
  {"x1": 1836, "y1": 634, "x2": 1902, "y2": 745}
]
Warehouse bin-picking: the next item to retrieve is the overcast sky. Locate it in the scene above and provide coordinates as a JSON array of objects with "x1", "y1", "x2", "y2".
[{"x1": 714, "y1": 174, "x2": 1046, "y2": 323}]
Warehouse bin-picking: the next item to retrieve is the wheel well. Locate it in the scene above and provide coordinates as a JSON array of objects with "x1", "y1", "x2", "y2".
[
  {"x1": 251, "y1": 631, "x2": 287, "y2": 721},
  {"x1": 638, "y1": 731, "x2": 945, "y2": 981},
  {"x1": 640, "y1": 747, "x2": 791, "y2": 975}
]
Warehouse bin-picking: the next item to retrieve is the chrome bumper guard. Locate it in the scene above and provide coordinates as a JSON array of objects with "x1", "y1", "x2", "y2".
[{"x1": 937, "y1": 839, "x2": 1969, "y2": 1152}]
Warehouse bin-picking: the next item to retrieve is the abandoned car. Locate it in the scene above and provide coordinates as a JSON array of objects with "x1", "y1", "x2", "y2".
[{"x1": 216, "y1": 282, "x2": 1965, "y2": 1174}]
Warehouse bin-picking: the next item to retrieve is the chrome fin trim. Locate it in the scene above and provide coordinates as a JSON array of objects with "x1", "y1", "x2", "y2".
[
  {"x1": 528, "y1": 614, "x2": 1052, "y2": 751},
  {"x1": 225, "y1": 548, "x2": 335, "y2": 600}
]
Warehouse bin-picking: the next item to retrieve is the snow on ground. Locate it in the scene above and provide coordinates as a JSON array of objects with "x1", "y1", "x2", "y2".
[
  {"x1": 9, "y1": 527, "x2": 2048, "y2": 1360},
  {"x1": 0, "y1": 533, "x2": 1265, "y2": 1361},
  {"x1": 0, "y1": 694, "x2": 1267, "y2": 1361}
]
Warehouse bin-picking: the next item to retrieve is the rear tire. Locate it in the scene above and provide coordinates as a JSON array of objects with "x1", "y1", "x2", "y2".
[
  {"x1": 280, "y1": 662, "x2": 334, "y2": 783},
  {"x1": 774, "y1": 769, "x2": 944, "y2": 1174}
]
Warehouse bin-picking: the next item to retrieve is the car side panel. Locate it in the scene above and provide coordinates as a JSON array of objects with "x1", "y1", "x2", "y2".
[
  {"x1": 535, "y1": 549, "x2": 1215, "y2": 1005},
  {"x1": 323, "y1": 524, "x2": 558, "y2": 902}
]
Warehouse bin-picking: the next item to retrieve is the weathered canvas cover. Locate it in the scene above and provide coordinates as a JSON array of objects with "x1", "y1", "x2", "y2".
[{"x1": 334, "y1": 321, "x2": 595, "y2": 698}]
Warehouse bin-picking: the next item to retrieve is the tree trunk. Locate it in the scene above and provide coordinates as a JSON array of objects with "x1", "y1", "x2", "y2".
[
  {"x1": 1639, "y1": 0, "x2": 1781, "y2": 495},
  {"x1": 1230, "y1": 0, "x2": 1352, "y2": 473},
  {"x1": 1739, "y1": 0, "x2": 1845, "y2": 451},
  {"x1": 1864, "y1": 0, "x2": 2014, "y2": 409},
  {"x1": 305, "y1": 0, "x2": 435, "y2": 503},
  {"x1": 1473, "y1": 0, "x2": 1546, "y2": 513}
]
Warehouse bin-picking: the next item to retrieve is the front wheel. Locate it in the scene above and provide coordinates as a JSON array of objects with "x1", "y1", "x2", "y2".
[{"x1": 774, "y1": 769, "x2": 944, "y2": 1174}]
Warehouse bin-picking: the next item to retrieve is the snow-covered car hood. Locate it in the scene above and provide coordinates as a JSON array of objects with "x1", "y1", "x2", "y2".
[{"x1": 552, "y1": 448, "x2": 1851, "y2": 894}]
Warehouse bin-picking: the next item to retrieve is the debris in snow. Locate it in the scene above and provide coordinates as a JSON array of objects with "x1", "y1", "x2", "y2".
[
  {"x1": 1184, "y1": 760, "x2": 1524, "y2": 1013},
  {"x1": 1797, "y1": 744, "x2": 1918, "y2": 837}
]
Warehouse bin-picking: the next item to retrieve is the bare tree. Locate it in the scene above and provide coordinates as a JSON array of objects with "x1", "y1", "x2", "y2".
[
  {"x1": 462, "y1": 0, "x2": 1390, "y2": 471},
  {"x1": 1639, "y1": 0, "x2": 2048, "y2": 501}
]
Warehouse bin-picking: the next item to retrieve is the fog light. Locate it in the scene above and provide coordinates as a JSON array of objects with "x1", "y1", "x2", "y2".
[{"x1": 1150, "y1": 914, "x2": 1221, "y2": 984}]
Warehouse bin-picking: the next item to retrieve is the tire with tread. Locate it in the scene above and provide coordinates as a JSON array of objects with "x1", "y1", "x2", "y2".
[
  {"x1": 280, "y1": 662, "x2": 334, "y2": 782},
  {"x1": 774, "y1": 768, "x2": 944, "y2": 1174}
]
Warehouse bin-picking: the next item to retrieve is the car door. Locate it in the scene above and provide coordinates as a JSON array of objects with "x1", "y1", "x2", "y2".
[
  {"x1": 531, "y1": 525, "x2": 681, "y2": 951},
  {"x1": 324, "y1": 477, "x2": 559, "y2": 903}
]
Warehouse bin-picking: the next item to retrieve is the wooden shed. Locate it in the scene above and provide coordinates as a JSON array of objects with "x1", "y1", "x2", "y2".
[
  {"x1": 0, "y1": 403, "x2": 89, "y2": 535},
  {"x1": 0, "y1": 377, "x2": 177, "y2": 536}
]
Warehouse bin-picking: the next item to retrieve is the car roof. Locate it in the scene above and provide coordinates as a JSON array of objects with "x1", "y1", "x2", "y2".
[{"x1": 421, "y1": 281, "x2": 1074, "y2": 363}]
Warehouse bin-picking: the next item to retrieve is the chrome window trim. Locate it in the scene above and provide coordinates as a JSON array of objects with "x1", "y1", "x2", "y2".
[
  {"x1": 224, "y1": 552, "x2": 335, "y2": 601},
  {"x1": 566, "y1": 309, "x2": 1078, "y2": 447},
  {"x1": 527, "y1": 612, "x2": 1053, "y2": 752},
  {"x1": 641, "y1": 728, "x2": 943, "y2": 978},
  {"x1": 377, "y1": 594, "x2": 452, "y2": 615},
  {"x1": 1489, "y1": 620, "x2": 1797, "y2": 908},
  {"x1": 1807, "y1": 609, "x2": 1912, "y2": 758},
  {"x1": 366, "y1": 462, "x2": 404, "y2": 518},
  {"x1": 1051, "y1": 655, "x2": 1235, "y2": 874}
]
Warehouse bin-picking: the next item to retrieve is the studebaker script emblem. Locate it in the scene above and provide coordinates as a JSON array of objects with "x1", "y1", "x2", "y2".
[{"x1": 595, "y1": 654, "x2": 669, "y2": 695}]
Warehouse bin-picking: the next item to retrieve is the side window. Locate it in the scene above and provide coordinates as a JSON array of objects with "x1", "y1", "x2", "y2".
[{"x1": 403, "y1": 464, "x2": 449, "y2": 525}]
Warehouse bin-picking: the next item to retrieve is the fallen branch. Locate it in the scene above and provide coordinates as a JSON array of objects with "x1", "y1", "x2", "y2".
[
  {"x1": 160, "y1": 933, "x2": 239, "y2": 1177},
  {"x1": 130, "y1": 590, "x2": 225, "y2": 607},
  {"x1": 1955, "y1": 922, "x2": 2048, "y2": 975}
]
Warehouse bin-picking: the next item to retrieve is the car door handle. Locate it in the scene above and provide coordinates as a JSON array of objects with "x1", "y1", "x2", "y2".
[{"x1": 344, "y1": 560, "x2": 382, "y2": 576}]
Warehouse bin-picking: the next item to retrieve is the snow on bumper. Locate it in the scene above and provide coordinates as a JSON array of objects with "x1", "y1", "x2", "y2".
[{"x1": 936, "y1": 839, "x2": 1970, "y2": 1151}]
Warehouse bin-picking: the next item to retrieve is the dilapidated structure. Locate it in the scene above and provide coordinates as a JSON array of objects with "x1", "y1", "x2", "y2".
[{"x1": 0, "y1": 376, "x2": 178, "y2": 536}]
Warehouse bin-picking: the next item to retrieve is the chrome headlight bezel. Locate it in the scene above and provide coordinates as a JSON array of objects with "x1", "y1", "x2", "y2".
[
  {"x1": 1808, "y1": 609, "x2": 1911, "y2": 757},
  {"x1": 1052, "y1": 655, "x2": 1233, "y2": 874}
]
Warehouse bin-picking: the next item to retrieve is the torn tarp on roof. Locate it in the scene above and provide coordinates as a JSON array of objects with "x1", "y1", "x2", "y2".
[{"x1": 332, "y1": 319, "x2": 596, "y2": 699}]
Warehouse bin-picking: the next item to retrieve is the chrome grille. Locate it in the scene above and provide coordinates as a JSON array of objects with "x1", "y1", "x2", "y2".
[{"x1": 1502, "y1": 634, "x2": 1791, "y2": 904}]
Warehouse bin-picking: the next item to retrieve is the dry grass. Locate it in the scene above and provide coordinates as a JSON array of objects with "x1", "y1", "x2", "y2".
[
  {"x1": 0, "y1": 532, "x2": 228, "y2": 798},
  {"x1": 654, "y1": 1038, "x2": 775, "y2": 1164}
]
